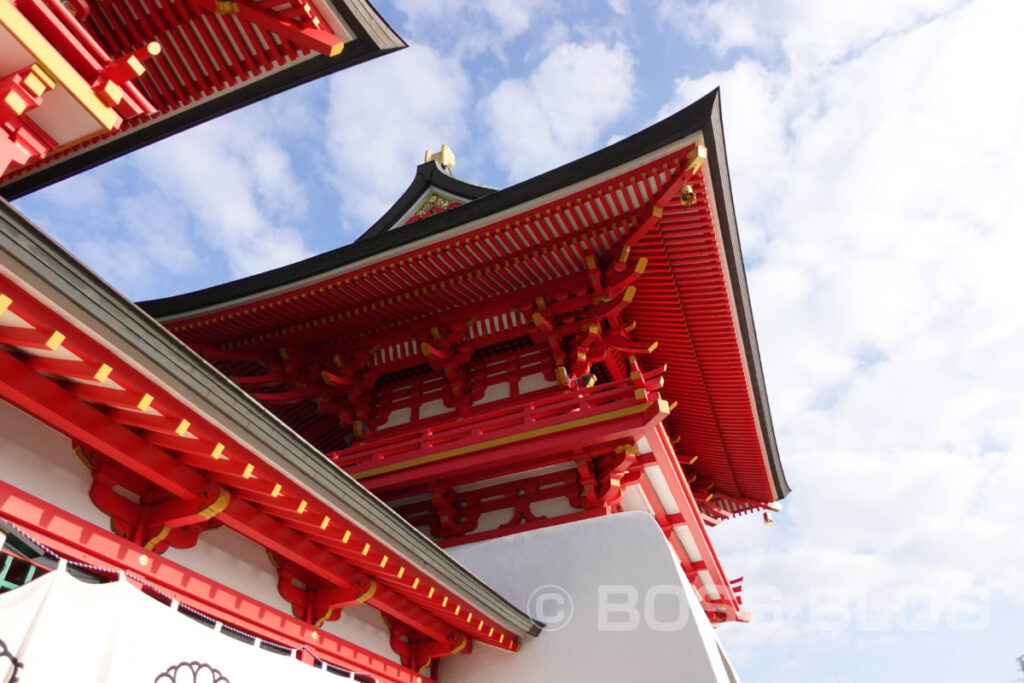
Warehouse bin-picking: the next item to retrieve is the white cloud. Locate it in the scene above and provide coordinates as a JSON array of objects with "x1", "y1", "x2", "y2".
[
  {"x1": 391, "y1": 0, "x2": 548, "y2": 58},
  {"x1": 480, "y1": 42, "x2": 636, "y2": 181},
  {"x1": 324, "y1": 44, "x2": 472, "y2": 236},
  {"x1": 608, "y1": 0, "x2": 629, "y2": 15},
  {"x1": 659, "y1": 0, "x2": 964, "y2": 64},
  {"x1": 653, "y1": 0, "x2": 1024, "y2": 668},
  {"x1": 134, "y1": 109, "x2": 311, "y2": 278}
]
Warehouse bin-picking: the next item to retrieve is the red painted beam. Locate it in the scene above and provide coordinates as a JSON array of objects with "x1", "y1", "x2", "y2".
[{"x1": 0, "y1": 480, "x2": 428, "y2": 683}]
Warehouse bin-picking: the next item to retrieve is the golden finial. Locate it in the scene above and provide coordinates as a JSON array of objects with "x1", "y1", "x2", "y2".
[{"x1": 424, "y1": 144, "x2": 456, "y2": 171}]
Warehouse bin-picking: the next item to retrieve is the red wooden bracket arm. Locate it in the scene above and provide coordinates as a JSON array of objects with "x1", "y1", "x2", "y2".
[{"x1": 194, "y1": 0, "x2": 345, "y2": 57}]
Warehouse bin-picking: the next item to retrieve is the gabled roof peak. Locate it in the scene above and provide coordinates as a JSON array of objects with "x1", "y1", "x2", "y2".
[
  {"x1": 356, "y1": 151, "x2": 496, "y2": 241},
  {"x1": 424, "y1": 144, "x2": 456, "y2": 172}
]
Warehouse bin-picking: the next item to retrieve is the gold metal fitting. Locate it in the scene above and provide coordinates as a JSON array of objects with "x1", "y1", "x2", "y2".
[
  {"x1": 214, "y1": 0, "x2": 239, "y2": 14},
  {"x1": 680, "y1": 185, "x2": 696, "y2": 207}
]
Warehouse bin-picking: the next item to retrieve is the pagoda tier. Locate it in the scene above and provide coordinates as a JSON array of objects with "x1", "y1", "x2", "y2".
[
  {"x1": 142, "y1": 89, "x2": 790, "y2": 624},
  {"x1": 0, "y1": 0, "x2": 402, "y2": 196}
]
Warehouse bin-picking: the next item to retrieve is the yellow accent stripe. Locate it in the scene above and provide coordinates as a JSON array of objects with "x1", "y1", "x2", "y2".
[
  {"x1": 44, "y1": 331, "x2": 64, "y2": 350},
  {"x1": 0, "y1": 293, "x2": 11, "y2": 315},
  {"x1": 94, "y1": 363, "x2": 112, "y2": 382},
  {"x1": 314, "y1": 607, "x2": 333, "y2": 628},
  {"x1": 354, "y1": 401, "x2": 656, "y2": 480},
  {"x1": 356, "y1": 579, "x2": 377, "y2": 603},
  {"x1": 0, "y1": 0, "x2": 119, "y2": 129},
  {"x1": 198, "y1": 488, "x2": 230, "y2": 520},
  {"x1": 144, "y1": 525, "x2": 172, "y2": 550},
  {"x1": 450, "y1": 635, "x2": 468, "y2": 655}
]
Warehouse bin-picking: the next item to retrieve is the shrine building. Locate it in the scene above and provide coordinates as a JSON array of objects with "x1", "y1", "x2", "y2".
[{"x1": 0, "y1": 0, "x2": 789, "y2": 679}]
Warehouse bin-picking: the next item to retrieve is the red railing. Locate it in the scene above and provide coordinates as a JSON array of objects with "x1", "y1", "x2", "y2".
[{"x1": 328, "y1": 371, "x2": 666, "y2": 479}]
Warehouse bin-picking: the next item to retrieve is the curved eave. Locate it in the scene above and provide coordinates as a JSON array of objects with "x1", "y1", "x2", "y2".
[
  {"x1": 0, "y1": 0, "x2": 406, "y2": 199},
  {"x1": 140, "y1": 88, "x2": 790, "y2": 501},
  {"x1": 356, "y1": 160, "x2": 497, "y2": 241},
  {"x1": 0, "y1": 199, "x2": 543, "y2": 639}
]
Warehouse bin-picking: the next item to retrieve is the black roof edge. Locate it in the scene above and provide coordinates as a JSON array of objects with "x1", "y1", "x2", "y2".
[
  {"x1": 0, "y1": 198, "x2": 544, "y2": 637},
  {"x1": 356, "y1": 159, "x2": 497, "y2": 241},
  {"x1": 0, "y1": 0, "x2": 405, "y2": 199},
  {"x1": 702, "y1": 93, "x2": 791, "y2": 501},
  {"x1": 140, "y1": 89, "x2": 723, "y2": 317},
  {"x1": 139, "y1": 88, "x2": 790, "y2": 501}
]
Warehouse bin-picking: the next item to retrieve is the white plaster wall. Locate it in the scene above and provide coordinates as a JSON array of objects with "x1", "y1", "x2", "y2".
[
  {"x1": 518, "y1": 373, "x2": 557, "y2": 394},
  {"x1": 0, "y1": 399, "x2": 109, "y2": 530},
  {"x1": 443, "y1": 512, "x2": 739, "y2": 683},
  {"x1": 419, "y1": 398, "x2": 454, "y2": 419},
  {"x1": 476, "y1": 382, "x2": 510, "y2": 405},
  {"x1": 0, "y1": 399, "x2": 399, "y2": 664}
]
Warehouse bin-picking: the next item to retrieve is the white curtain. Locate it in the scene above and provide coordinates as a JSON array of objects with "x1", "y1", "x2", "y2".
[{"x1": 0, "y1": 565, "x2": 357, "y2": 682}]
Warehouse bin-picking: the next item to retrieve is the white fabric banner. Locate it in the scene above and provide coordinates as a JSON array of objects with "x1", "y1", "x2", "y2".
[{"x1": 0, "y1": 566, "x2": 357, "y2": 682}]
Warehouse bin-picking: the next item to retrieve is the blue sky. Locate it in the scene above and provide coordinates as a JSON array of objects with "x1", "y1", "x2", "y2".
[{"x1": 14, "y1": 0, "x2": 1024, "y2": 680}]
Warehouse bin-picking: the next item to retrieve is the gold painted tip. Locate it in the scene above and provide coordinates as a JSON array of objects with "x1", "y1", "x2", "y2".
[
  {"x1": 45, "y1": 331, "x2": 65, "y2": 350},
  {"x1": 622, "y1": 285, "x2": 636, "y2": 303},
  {"x1": 136, "y1": 393, "x2": 154, "y2": 411},
  {"x1": 4, "y1": 91, "x2": 27, "y2": 116},
  {"x1": 687, "y1": 455, "x2": 699, "y2": 465},
  {"x1": 361, "y1": 542, "x2": 371, "y2": 556},
  {"x1": 94, "y1": 363, "x2": 113, "y2": 383},
  {"x1": 146, "y1": 41, "x2": 162, "y2": 56},
  {"x1": 101, "y1": 79, "x2": 124, "y2": 105},
  {"x1": 242, "y1": 463, "x2": 255, "y2": 478},
  {"x1": 320, "y1": 515, "x2": 330, "y2": 530},
  {"x1": 126, "y1": 55, "x2": 145, "y2": 77},
  {"x1": 0, "y1": 293, "x2": 11, "y2": 315},
  {"x1": 23, "y1": 72, "x2": 46, "y2": 96},
  {"x1": 271, "y1": 483, "x2": 282, "y2": 497},
  {"x1": 297, "y1": 499, "x2": 307, "y2": 514},
  {"x1": 342, "y1": 529, "x2": 351, "y2": 543},
  {"x1": 531, "y1": 312, "x2": 545, "y2": 327},
  {"x1": 380, "y1": 554, "x2": 388, "y2": 568},
  {"x1": 211, "y1": 442, "x2": 225, "y2": 459},
  {"x1": 652, "y1": 205, "x2": 663, "y2": 217},
  {"x1": 635, "y1": 257, "x2": 648, "y2": 274},
  {"x1": 647, "y1": 340, "x2": 659, "y2": 353},
  {"x1": 30, "y1": 64, "x2": 56, "y2": 90},
  {"x1": 328, "y1": 41, "x2": 344, "y2": 58},
  {"x1": 174, "y1": 418, "x2": 190, "y2": 436},
  {"x1": 686, "y1": 144, "x2": 708, "y2": 173}
]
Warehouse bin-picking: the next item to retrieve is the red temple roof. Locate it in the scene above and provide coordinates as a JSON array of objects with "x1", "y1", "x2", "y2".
[
  {"x1": 0, "y1": 0, "x2": 403, "y2": 197},
  {"x1": 141, "y1": 89, "x2": 790, "y2": 506}
]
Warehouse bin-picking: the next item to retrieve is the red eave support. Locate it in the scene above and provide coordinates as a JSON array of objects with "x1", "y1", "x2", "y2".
[
  {"x1": 0, "y1": 479, "x2": 428, "y2": 683},
  {"x1": 0, "y1": 275, "x2": 522, "y2": 655},
  {"x1": 645, "y1": 421, "x2": 747, "y2": 622}
]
